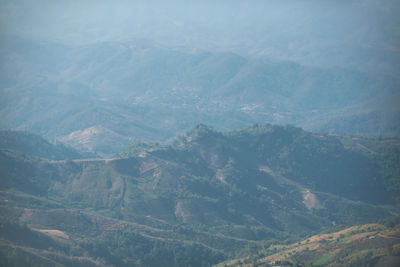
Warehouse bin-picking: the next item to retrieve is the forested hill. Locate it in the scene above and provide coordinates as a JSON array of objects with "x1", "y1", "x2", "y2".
[
  {"x1": 142, "y1": 124, "x2": 400, "y2": 205},
  {"x1": 0, "y1": 124, "x2": 399, "y2": 266}
]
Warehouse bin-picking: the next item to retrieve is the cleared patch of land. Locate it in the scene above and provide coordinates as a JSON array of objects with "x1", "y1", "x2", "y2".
[{"x1": 33, "y1": 229, "x2": 69, "y2": 239}]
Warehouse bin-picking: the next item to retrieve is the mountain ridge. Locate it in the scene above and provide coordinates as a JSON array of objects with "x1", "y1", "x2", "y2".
[{"x1": 0, "y1": 130, "x2": 88, "y2": 160}]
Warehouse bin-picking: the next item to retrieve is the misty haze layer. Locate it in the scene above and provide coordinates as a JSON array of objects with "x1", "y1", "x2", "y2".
[{"x1": 1, "y1": 0, "x2": 399, "y2": 73}]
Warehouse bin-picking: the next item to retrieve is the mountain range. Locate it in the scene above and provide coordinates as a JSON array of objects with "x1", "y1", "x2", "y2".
[
  {"x1": 1, "y1": 36, "x2": 399, "y2": 156},
  {"x1": 1, "y1": 1, "x2": 400, "y2": 266}
]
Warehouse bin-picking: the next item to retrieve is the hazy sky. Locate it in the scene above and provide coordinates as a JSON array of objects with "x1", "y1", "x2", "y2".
[{"x1": 1, "y1": 0, "x2": 399, "y2": 74}]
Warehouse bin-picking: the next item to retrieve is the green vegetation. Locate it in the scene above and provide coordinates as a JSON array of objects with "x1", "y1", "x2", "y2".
[{"x1": 0, "y1": 124, "x2": 399, "y2": 266}]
